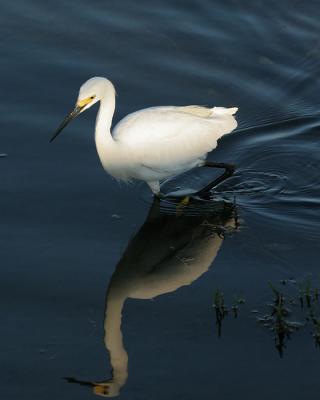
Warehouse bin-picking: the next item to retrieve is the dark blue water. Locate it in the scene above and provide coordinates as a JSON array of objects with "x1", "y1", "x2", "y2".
[{"x1": 1, "y1": 1, "x2": 320, "y2": 399}]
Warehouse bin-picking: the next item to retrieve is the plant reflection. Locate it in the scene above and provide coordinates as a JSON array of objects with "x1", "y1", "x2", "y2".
[{"x1": 66, "y1": 197, "x2": 237, "y2": 397}]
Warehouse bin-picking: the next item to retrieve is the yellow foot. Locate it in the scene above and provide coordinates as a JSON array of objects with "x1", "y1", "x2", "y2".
[{"x1": 176, "y1": 196, "x2": 190, "y2": 215}]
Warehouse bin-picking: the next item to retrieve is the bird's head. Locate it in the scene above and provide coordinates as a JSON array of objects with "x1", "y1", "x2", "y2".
[{"x1": 50, "y1": 77, "x2": 115, "y2": 142}]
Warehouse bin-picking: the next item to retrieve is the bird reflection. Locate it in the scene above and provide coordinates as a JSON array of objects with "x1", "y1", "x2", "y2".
[{"x1": 66, "y1": 198, "x2": 237, "y2": 397}]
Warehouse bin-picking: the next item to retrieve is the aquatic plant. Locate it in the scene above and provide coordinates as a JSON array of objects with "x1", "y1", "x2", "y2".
[
  {"x1": 257, "y1": 283, "x2": 303, "y2": 357},
  {"x1": 212, "y1": 278, "x2": 320, "y2": 355},
  {"x1": 298, "y1": 278, "x2": 319, "y2": 309},
  {"x1": 231, "y1": 296, "x2": 246, "y2": 318},
  {"x1": 311, "y1": 316, "x2": 320, "y2": 348},
  {"x1": 213, "y1": 290, "x2": 245, "y2": 336},
  {"x1": 213, "y1": 289, "x2": 228, "y2": 337}
]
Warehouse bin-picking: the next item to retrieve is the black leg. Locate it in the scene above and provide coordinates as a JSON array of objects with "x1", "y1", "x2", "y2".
[{"x1": 194, "y1": 161, "x2": 235, "y2": 197}]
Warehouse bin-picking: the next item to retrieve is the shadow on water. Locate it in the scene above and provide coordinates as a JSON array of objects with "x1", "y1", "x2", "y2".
[{"x1": 65, "y1": 197, "x2": 237, "y2": 397}]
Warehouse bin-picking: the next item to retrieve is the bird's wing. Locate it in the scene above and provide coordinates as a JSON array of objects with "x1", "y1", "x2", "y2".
[
  {"x1": 113, "y1": 106, "x2": 237, "y2": 142},
  {"x1": 113, "y1": 106, "x2": 238, "y2": 171}
]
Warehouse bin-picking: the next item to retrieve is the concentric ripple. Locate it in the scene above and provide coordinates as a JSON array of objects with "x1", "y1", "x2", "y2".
[{"x1": 140, "y1": 115, "x2": 320, "y2": 239}]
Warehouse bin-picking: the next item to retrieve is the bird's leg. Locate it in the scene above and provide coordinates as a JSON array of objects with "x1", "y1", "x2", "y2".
[
  {"x1": 155, "y1": 192, "x2": 166, "y2": 199},
  {"x1": 195, "y1": 161, "x2": 235, "y2": 197}
]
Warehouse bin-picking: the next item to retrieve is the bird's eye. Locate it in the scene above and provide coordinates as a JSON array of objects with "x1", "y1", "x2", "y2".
[{"x1": 90, "y1": 96, "x2": 95, "y2": 99}]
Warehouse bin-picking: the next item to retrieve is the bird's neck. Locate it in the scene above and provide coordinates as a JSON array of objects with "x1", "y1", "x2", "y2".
[
  {"x1": 104, "y1": 286, "x2": 128, "y2": 388},
  {"x1": 95, "y1": 92, "x2": 116, "y2": 148}
]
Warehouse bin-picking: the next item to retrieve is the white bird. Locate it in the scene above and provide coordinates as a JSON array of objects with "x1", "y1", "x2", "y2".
[{"x1": 51, "y1": 77, "x2": 238, "y2": 196}]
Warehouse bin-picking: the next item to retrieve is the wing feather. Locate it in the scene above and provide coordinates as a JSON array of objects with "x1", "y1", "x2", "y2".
[{"x1": 112, "y1": 106, "x2": 238, "y2": 175}]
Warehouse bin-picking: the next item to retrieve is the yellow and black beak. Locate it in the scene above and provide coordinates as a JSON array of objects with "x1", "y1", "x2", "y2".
[
  {"x1": 50, "y1": 97, "x2": 95, "y2": 143},
  {"x1": 50, "y1": 104, "x2": 82, "y2": 143}
]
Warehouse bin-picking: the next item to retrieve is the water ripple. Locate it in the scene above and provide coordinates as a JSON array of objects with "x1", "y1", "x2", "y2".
[{"x1": 138, "y1": 115, "x2": 320, "y2": 240}]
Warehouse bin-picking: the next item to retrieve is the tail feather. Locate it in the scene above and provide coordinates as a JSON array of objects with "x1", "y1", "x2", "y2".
[{"x1": 212, "y1": 107, "x2": 238, "y2": 115}]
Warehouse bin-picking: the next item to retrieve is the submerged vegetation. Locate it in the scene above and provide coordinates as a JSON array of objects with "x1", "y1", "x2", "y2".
[
  {"x1": 213, "y1": 289, "x2": 245, "y2": 337},
  {"x1": 257, "y1": 283, "x2": 303, "y2": 357},
  {"x1": 213, "y1": 289, "x2": 228, "y2": 337},
  {"x1": 213, "y1": 277, "x2": 320, "y2": 355}
]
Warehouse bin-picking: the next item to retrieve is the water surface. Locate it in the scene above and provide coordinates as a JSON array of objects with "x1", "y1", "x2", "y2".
[{"x1": 1, "y1": 1, "x2": 320, "y2": 399}]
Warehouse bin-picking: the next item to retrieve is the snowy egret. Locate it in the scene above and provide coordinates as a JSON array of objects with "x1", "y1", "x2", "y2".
[{"x1": 51, "y1": 77, "x2": 238, "y2": 196}]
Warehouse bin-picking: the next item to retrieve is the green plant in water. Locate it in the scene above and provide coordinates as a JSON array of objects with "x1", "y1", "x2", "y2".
[
  {"x1": 257, "y1": 283, "x2": 303, "y2": 357},
  {"x1": 305, "y1": 280, "x2": 312, "y2": 308},
  {"x1": 213, "y1": 289, "x2": 228, "y2": 337},
  {"x1": 231, "y1": 296, "x2": 246, "y2": 318},
  {"x1": 212, "y1": 278, "x2": 319, "y2": 354},
  {"x1": 312, "y1": 319, "x2": 320, "y2": 348},
  {"x1": 213, "y1": 291, "x2": 245, "y2": 335},
  {"x1": 308, "y1": 309, "x2": 320, "y2": 348},
  {"x1": 313, "y1": 287, "x2": 319, "y2": 303},
  {"x1": 298, "y1": 278, "x2": 319, "y2": 309}
]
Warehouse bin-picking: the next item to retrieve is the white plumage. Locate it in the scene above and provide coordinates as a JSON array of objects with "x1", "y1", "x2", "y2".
[{"x1": 51, "y1": 77, "x2": 238, "y2": 195}]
